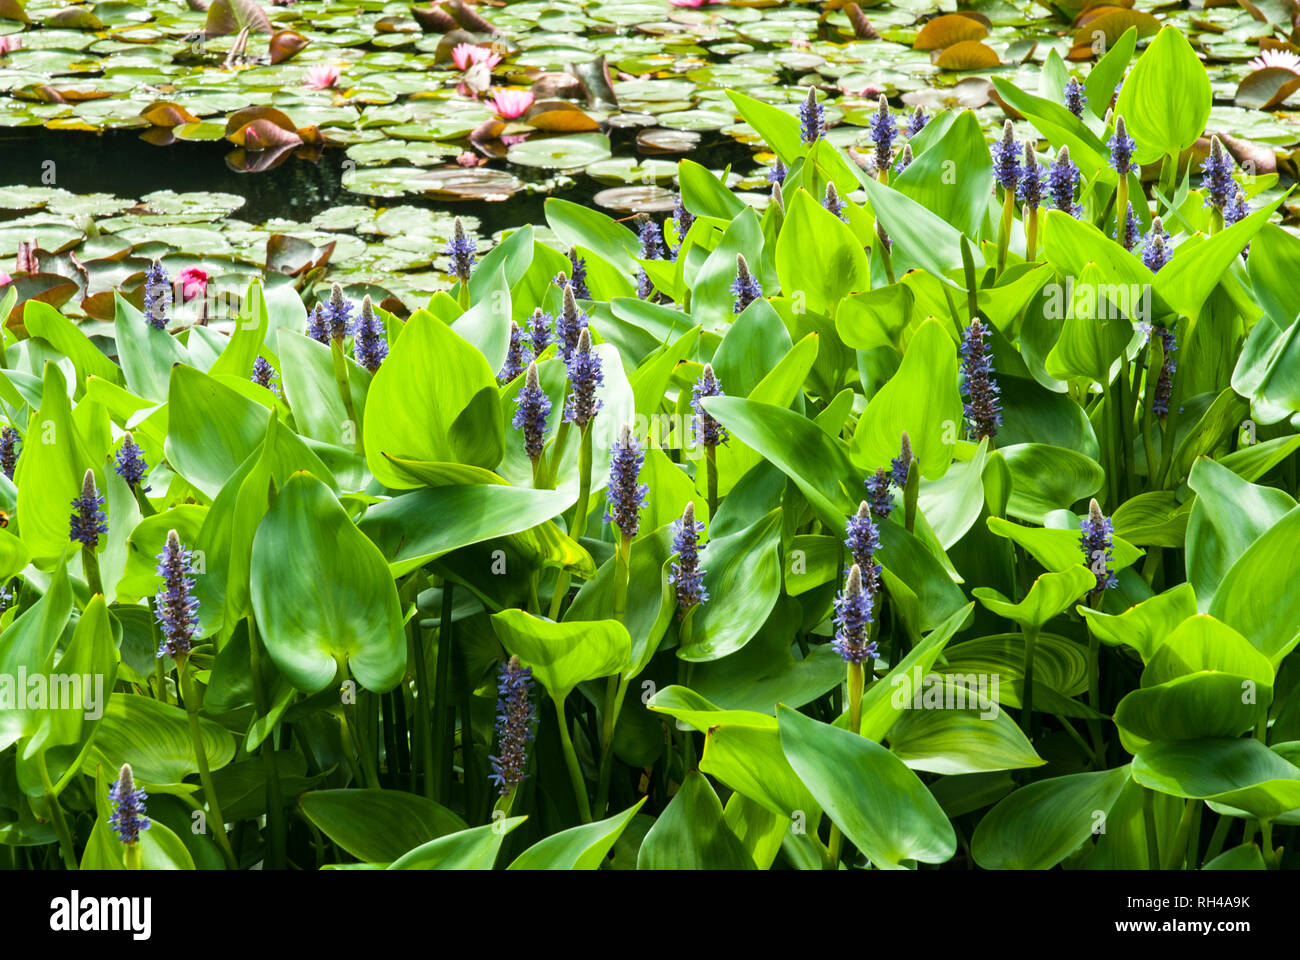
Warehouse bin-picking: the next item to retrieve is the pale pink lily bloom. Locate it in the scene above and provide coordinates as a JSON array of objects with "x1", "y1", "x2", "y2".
[
  {"x1": 452, "y1": 42, "x2": 501, "y2": 71},
  {"x1": 177, "y1": 266, "x2": 209, "y2": 302},
  {"x1": 0, "y1": 36, "x2": 20, "y2": 56},
  {"x1": 1246, "y1": 49, "x2": 1300, "y2": 75},
  {"x1": 490, "y1": 89, "x2": 534, "y2": 120},
  {"x1": 670, "y1": 0, "x2": 713, "y2": 7},
  {"x1": 0, "y1": 272, "x2": 10, "y2": 287},
  {"x1": 305, "y1": 64, "x2": 342, "y2": 90}
]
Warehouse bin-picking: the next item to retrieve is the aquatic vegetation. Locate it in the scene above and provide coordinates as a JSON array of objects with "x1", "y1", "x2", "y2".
[{"x1": 1, "y1": 3, "x2": 1300, "y2": 879}]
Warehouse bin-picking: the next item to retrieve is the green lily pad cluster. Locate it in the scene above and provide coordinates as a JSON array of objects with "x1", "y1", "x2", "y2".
[{"x1": 3, "y1": 6, "x2": 1300, "y2": 874}]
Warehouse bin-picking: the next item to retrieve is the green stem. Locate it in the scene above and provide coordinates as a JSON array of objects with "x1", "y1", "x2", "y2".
[
  {"x1": 178, "y1": 655, "x2": 238, "y2": 868},
  {"x1": 132, "y1": 485, "x2": 155, "y2": 518},
  {"x1": 827, "y1": 661, "x2": 867, "y2": 869},
  {"x1": 430, "y1": 579, "x2": 454, "y2": 802},
  {"x1": 961, "y1": 235, "x2": 979, "y2": 321},
  {"x1": 1163, "y1": 800, "x2": 1195, "y2": 870},
  {"x1": 1203, "y1": 813, "x2": 1232, "y2": 866},
  {"x1": 38, "y1": 755, "x2": 78, "y2": 870},
  {"x1": 248, "y1": 616, "x2": 285, "y2": 870},
  {"x1": 82, "y1": 546, "x2": 103, "y2": 598},
  {"x1": 1025, "y1": 205, "x2": 1038, "y2": 262},
  {"x1": 1142, "y1": 787, "x2": 1161, "y2": 870},
  {"x1": 705, "y1": 446, "x2": 718, "y2": 521},
  {"x1": 876, "y1": 222, "x2": 896, "y2": 285},
  {"x1": 1116, "y1": 176, "x2": 1130, "y2": 251},
  {"x1": 997, "y1": 188, "x2": 1014, "y2": 274},
  {"x1": 1021, "y1": 624, "x2": 1039, "y2": 739},
  {"x1": 1261, "y1": 819, "x2": 1279, "y2": 868},
  {"x1": 1116, "y1": 351, "x2": 1135, "y2": 502},
  {"x1": 1086, "y1": 616, "x2": 1104, "y2": 763},
  {"x1": 329, "y1": 337, "x2": 363, "y2": 456},
  {"x1": 553, "y1": 695, "x2": 593, "y2": 823}
]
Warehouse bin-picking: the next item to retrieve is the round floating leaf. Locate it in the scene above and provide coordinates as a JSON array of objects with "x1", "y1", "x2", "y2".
[{"x1": 506, "y1": 132, "x2": 612, "y2": 169}]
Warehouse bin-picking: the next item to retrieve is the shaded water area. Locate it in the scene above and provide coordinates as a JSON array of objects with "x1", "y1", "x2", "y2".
[{"x1": 0, "y1": 125, "x2": 757, "y2": 234}]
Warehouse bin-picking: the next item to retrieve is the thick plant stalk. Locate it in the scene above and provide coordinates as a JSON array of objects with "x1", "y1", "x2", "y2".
[
  {"x1": 329, "y1": 338, "x2": 363, "y2": 455},
  {"x1": 38, "y1": 756, "x2": 78, "y2": 870},
  {"x1": 996, "y1": 188, "x2": 1015, "y2": 273},
  {"x1": 248, "y1": 616, "x2": 286, "y2": 870},
  {"x1": 553, "y1": 694, "x2": 593, "y2": 823},
  {"x1": 177, "y1": 655, "x2": 238, "y2": 868}
]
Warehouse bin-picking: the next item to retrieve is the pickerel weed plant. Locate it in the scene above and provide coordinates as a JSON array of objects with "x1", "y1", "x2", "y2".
[{"x1": 2, "y1": 16, "x2": 1298, "y2": 878}]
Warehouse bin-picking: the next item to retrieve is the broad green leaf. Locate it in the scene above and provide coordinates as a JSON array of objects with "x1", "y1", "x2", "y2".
[
  {"x1": 388, "y1": 818, "x2": 525, "y2": 869},
  {"x1": 509, "y1": 798, "x2": 646, "y2": 870},
  {"x1": 636, "y1": 771, "x2": 754, "y2": 869},
  {"x1": 251, "y1": 472, "x2": 406, "y2": 693},
  {"x1": 300, "y1": 789, "x2": 467, "y2": 863},
  {"x1": 970, "y1": 764, "x2": 1132, "y2": 869},
  {"x1": 491, "y1": 608, "x2": 630, "y2": 701},
  {"x1": 1114, "y1": 25, "x2": 1212, "y2": 165},
  {"x1": 1133, "y1": 738, "x2": 1300, "y2": 821},
  {"x1": 778, "y1": 704, "x2": 957, "y2": 869}
]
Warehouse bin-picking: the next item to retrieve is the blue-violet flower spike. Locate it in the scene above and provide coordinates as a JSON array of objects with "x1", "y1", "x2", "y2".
[
  {"x1": 731, "y1": 253, "x2": 761, "y2": 314},
  {"x1": 669, "y1": 501, "x2": 709, "y2": 615},
  {"x1": 692, "y1": 363, "x2": 728, "y2": 449},
  {"x1": 352, "y1": 294, "x2": 388, "y2": 372},
  {"x1": 832, "y1": 565, "x2": 877, "y2": 664},
  {"x1": 445, "y1": 216, "x2": 476, "y2": 284},
  {"x1": 114, "y1": 432, "x2": 150, "y2": 491},
  {"x1": 108, "y1": 763, "x2": 149, "y2": 846},
  {"x1": 604, "y1": 423, "x2": 648, "y2": 540},
  {"x1": 1080, "y1": 499, "x2": 1118, "y2": 593},
  {"x1": 488, "y1": 655, "x2": 535, "y2": 797},
  {"x1": 0, "y1": 426, "x2": 17, "y2": 480},
  {"x1": 70, "y1": 470, "x2": 108, "y2": 548},
  {"x1": 960, "y1": 318, "x2": 1003, "y2": 441},
  {"x1": 563, "y1": 328, "x2": 603, "y2": 429},
  {"x1": 498, "y1": 320, "x2": 532, "y2": 384},
  {"x1": 155, "y1": 529, "x2": 200, "y2": 659},
  {"x1": 513, "y1": 362, "x2": 551, "y2": 463}
]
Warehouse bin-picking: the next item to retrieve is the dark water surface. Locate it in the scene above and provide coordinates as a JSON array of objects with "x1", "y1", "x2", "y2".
[{"x1": 0, "y1": 125, "x2": 757, "y2": 235}]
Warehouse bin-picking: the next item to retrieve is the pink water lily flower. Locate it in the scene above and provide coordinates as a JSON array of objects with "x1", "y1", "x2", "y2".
[
  {"x1": 305, "y1": 64, "x2": 342, "y2": 90},
  {"x1": 177, "y1": 266, "x2": 209, "y2": 302},
  {"x1": 0, "y1": 272, "x2": 10, "y2": 287},
  {"x1": 0, "y1": 36, "x2": 20, "y2": 56},
  {"x1": 1246, "y1": 49, "x2": 1300, "y2": 75},
  {"x1": 490, "y1": 88, "x2": 534, "y2": 120},
  {"x1": 670, "y1": 0, "x2": 717, "y2": 7},
  {"x1": 452, "y1": 42, "x2": 502, "y2": 71}
]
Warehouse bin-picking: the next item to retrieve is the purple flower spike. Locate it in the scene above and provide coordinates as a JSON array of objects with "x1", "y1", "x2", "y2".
[
  {"x1": 1048, "y1": 146, "x2": 1082, "y2": 217},
  {"x1": 671, "y1": 195, "x2": 694, "y2": 258},
  {"x1": 636, "y1": 216, "x2": 665, "y2": 299},
  {"x1": 832, "y1": 564, "x2": 877, "y2": 664},
  {"x1": 1114, "y1": 201, "x2": 1140, "y2": 251},
  {"x1": 845, "y1": 501, "x2": 883, "y2": 586},
  {"x1": 114, "y1": 433, "x2": 150, "y2": 491},
  {"x1": 488, "y1": 655, "x2": 535, "y2": 797},
  {"x1": 1017, "y1": 141, "x2": 1043, "y2": 211},
  {"x1": 352, "y1": 295, "x2": 388, "y2": 372},
  {"x1": 906, "y1": 107, "x2": 929, "y2": 136},
  {"x1": 445, "y1": 217, "x2": 476, "y2": 284},
  {"x1": 890, "y1": 432, "x2": 913, "y2": 489},
  {"x1": 991, "y1": 120, "x2": 1019, "y2": 192},
  {"x1": 155, "y1": 529, "x2": 200, "y2": 659},
  {"x1": 498, "y1": 320, "x2": 533, "y2": 384},
  {"x1": 865, "y1": 467, "x2": 893, "y2": 519},
  {"x1": 70, "y1": 470, "x2": 108, "y2": 548},
  {"x1": 251, "y1": 356, "x2": 280, "y2": 396},
  {"x1": 1140, "y1": 216, "x2": 1172, "y2": 273},
  {"x1": 823, "y1": 182, "x2": 848, "y2": 222},
  {"x1": 604, "y1": 423, "x2": 648, "y2": 540},
  {"x1": 512, "y1": 362, "x2": 551, "y2": 463},
  {"x1": 1064, "y1": 77, "x2": 1087, "y2": 118},
  {"x1": 1151, "y1": 327, "x2": 1176, "y2": 419},
  {"x1": 0, "y1": 426, "x2": 17, "y2": 480},
  {"x1": 1200, "y1": 137, "x2": 1235, "y2": 213},
  {"x1": 894, "y1": 143, "x2": 913, "y2": 175},
  {"x1": 960, "y1": 318, "x2": 1003, "y2": 441},
  {"x1": 1080, "y1": 498, "x2": 1119, "y2": 594},
  {"x1": 567, "y1": 248, "x2": 591, "y2": 299},
  {"x1": 306, "y1": 304, "x2": 329, "y2": 344},
  {"x1": 1108, "y1": 115, "x2": 1136, "y2": 175},
  {"x1": 767, "y1": 158, "x2": 787, "y2": 185},
  {"x1": 323, "y1": 283, "x2": 354, "y2": 341},
  {"x1": 669, "y1": 501, "x2": 709, "y2": 615},
  {"x1": 143, "y1": 260, "x2": 170, "y2": 330},
  {"x1": 731, "y1": 253, "x2": 761, "y2": 314},
  {"x1": 800, "y1": 87, "x2": 825, "y2": 145},
  {"x1": 563, "y1": 328, "x2": 603, "y2": 429},
  {"x1": 556, "y1": 283, "x2": 588, "y2": 362},
  {"x1": 108, "y1": 763, "x2": 150, "y2": 846},
  {"x1": 692, "y1": 363, "x2": 728, "y2": 449},
  {"x1": 868, "y1": 94, "x2": 896, "y2": 175},
  {"x1": 528, "y1": 308, "x2": 554, "y2": 355}
]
